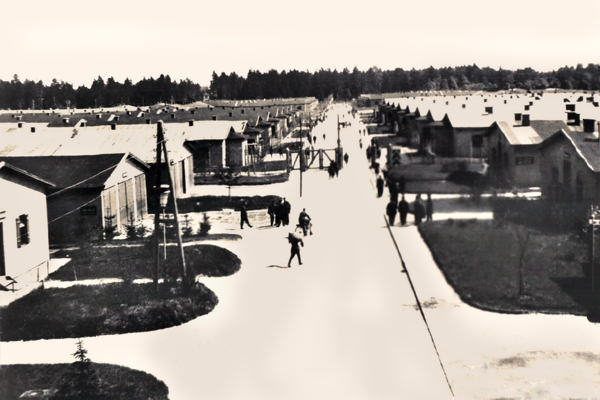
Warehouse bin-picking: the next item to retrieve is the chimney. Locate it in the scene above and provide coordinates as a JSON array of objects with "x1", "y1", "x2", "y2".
[
  {"x1": 565, "y1": 104, "x2": 575, "y2": 111},
  {"x1": 30, "y1": 127, "x2": 36, "y2": 133},
  {"x1": 583, "y1": 119, "x2": 596, "y2": 133},
  {"x1": 188, "y1": 120, "x2": 194, "y2": 127},
  {"x1": 567, "y1": 112, "x2": 580, "y2": 126},
  {"x1": 522, "y1": 114, "x2": 530, "y2": 126},
  {"x1": 461, "y1": 104, "x2": 466, "y2": 108},
  {"x1": 485, "y1": 106, "x2": 493, "y2": 114},
  {"x1": 17, "y1": 122, "x2": 23, "y2": 128},
  {"x1": 484, "y1": 98, "x2": 488, "y2": 103},
  {"x1": 514, "y1": 113, "x2": 522, "y2": 122},
  {"x1": 524, "y1": 105, "x2": 530, "y2": 111},
  {"x1": 110, "y1": 123, "x2": 116, "y2": 130}
]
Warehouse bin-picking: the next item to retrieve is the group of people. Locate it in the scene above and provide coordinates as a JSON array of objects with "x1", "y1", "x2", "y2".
[
  {"x1": 267, "y1": 198, "x2": 292, "y2": 227},
  {"x1": 386, "y1": 193, "x2": 433, "y2": 226}
]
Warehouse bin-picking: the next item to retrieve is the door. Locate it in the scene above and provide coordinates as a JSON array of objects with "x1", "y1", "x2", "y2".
[{"x1": 0, "y1": 222, "x2": 5, "y2": 276}]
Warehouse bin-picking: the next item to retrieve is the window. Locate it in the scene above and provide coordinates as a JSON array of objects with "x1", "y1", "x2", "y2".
[
  {"x1": 16, "y1": 214, "x2": 29, "y2": 247},
  {"x1": 515, "y1": 156, "x2": 535, "y2": 165}
]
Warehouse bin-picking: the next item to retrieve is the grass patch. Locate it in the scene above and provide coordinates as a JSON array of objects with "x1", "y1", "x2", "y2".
[
  {"x1": 0, "y1": 363, "x2": 169, "y2": 400},
  {"x1": 419, "y1": 219, "x2": 593, "y2": 315},
  {"x1": 50, "y1": 243, "x2": 241, "y2": 281},
  {"x1": 0, "y1": 282, "x2": 218, "y2": 341}
]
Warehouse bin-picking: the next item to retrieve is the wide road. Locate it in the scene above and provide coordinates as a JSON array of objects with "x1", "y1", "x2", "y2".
[{"x1": 0, "y1": 104, "x2": 453, "y2": 399}]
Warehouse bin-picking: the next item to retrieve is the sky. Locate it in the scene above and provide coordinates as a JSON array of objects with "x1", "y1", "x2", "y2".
[{"x1": 1, "y1": 0, "x2": 599, "y2": 87}]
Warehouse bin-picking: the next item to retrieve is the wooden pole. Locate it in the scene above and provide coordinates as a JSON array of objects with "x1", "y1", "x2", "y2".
[
  {"x1": 152, "y1": 122, "x2": 164, "y2": 290},
  {"x1": 158, "y1": 120, "x2": 190, "y2": 291}
]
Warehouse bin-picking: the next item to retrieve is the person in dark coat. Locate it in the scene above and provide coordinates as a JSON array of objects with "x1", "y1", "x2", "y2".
[
  {"x1": 398, "y1": 175, "x2": 406, "y2": 194},
  {"x1": 240, "y1": 202, "x2": 252, "y2": 229},
  {"x1": 327, "y1": 163, "x2": 334, "y2": 178},
  {"x1": 376, "y1": 175, "x2": 384, "y2": 197},
  {"x1": 268, "y1": 200, "x2": 276, "y2": 226},
  {"x1": 386, "y1": 199, "x2": 397, "y2": 226},
  {"x1": 388, "y1": 179, "x2": 398, "y2": 203},
  {"x1": 313, "y1": 135, "x2": 317, "y2": 144},
  {"x1": 359, "y1": 139, "x2": 363, "y2": 149},
  {"x1": 275, "y1": 199, "x2": 283, "y2": 227},
  {"x1": 426, "y1": 193, "x2": 434, "y2": 222},
  {"x1": 298, "y1": 208, "x2": 312, "y2": 236},
  {"x1": 413, "y1": 194, "x2": 425, "y2": 226},
  {"x1": 398, "y1": 195, "x2": 409, "y2": 226},
  {"x1": 333, "y1": 160, "x2": 339, "y2": 177},
  {"x1": 344, "y1": 153, "x2": 349, "y2": 165},
  {"x1": 373, "y1": 161, "x2": 380, "y2": 175},
  {"x1": 282, "y1": 198, "x2": 291, "y2": 226},
  {"x1": 287, "y1": 228, "x2": 304, "y2": 267}
]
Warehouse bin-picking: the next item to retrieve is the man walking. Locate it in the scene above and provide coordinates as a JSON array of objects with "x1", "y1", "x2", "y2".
[
  {"x1": 386, "y1": 199, "x2": 397, "y2": 226},
  {"x1": 344, "y1": 153, "x2": 349, "y2": 165},
  {"x1": 287, "y1": 227, "x2": 304, "y2": 267},
  {"x1": 240, "y1": 201, "x2": 252, "y2": 229},
  {"x1": 398, "y1": 194, "x2": 409, "y2": 226},
  {"x1": 426, "y1": 193, "x2": 434, "y2": 222}
]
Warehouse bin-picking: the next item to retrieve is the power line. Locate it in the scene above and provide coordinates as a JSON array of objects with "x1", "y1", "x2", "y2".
[{"x1": 383, "y1": 214, "x2": 455, "y2": 398}]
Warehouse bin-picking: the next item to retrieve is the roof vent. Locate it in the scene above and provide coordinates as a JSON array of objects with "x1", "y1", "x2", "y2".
[
  {"x1": 17, "y1": 122, "x2": 23, "y2": 128},
  {"x1": 583, "y1": 119, "x2": 596, "y2": 133},
  {"x1": 188, "y1": 120, "x2": 194, "y2": 127},
  {"x1": 522, "y1": 114, "x2": 530, "y2": 126},
  {"x1": 110, "y1": 123, "x2": 116, "y2": 130},
  {"x1": 567, "y1": 112, "x2": 580, "y2": 126}
]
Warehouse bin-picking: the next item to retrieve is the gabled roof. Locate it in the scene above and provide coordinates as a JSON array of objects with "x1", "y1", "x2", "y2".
[
  {"x1": 0, "y1": 161, "x2": 56, "y2": 188},
  {"x1": 0, "y1": 153, "x2": 146, "y2": 189},
  {"x1": 541, "y1": 129, "x2": 600, "y2": 172},
  {"x1": 490, "y1": 120, "x2": 569, "y2": 146}
]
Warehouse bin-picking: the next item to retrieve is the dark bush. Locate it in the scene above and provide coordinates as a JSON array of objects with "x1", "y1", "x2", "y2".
[
  {"x1": 0, "y1": 363, "x2": 169, "y2": 400},
  {"x1": 0, "y1": 282, "x2": 218, "y2": 341}
]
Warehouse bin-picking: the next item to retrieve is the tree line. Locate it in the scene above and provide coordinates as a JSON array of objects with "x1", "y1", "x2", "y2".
[
  {"x1": 0, "y1": 74, "x2": 204, "y2": 110},
  {"x1": 210, "y1": 64, "x2": 600, "y2": 100},
  {"x1": 1, "y1": 64, "x2": 599, "y2": 109}
]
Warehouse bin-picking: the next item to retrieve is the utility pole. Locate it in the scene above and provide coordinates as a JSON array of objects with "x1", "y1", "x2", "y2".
[
  {"x1": 299, "y1": 114, "x2": 303, "y2": 197},
  {"x1": 152, "y1": 122, "x2": 164, "y2": 290},
  {"x1": 158, "y1": 120, "x2": 190, "y2": 292}
]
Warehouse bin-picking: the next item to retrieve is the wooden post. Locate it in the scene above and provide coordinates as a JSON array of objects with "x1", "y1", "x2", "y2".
[
  {"x1": 152, "y1": 122, "x2": 164, "y2": 290},
  {"x1": 159, "y1": 121, "x2": 190, "y2": 291}
]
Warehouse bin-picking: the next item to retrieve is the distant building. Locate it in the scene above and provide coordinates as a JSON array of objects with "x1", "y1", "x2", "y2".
[
  {"x1": 486, "y1": 117, "x2": 568, "y2": 187},
  {"x1": 539, "y1": 119, "x2": 600, "y2": 202},
  {"x1": 0, "y1": 162, "x2": 54, "y2": 283}
]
